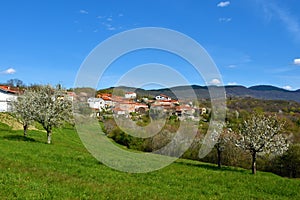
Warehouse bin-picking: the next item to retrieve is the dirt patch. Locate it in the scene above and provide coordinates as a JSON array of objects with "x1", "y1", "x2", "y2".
[{"x1": 0, "y1": 113, "x2": 38, "y2": 131}]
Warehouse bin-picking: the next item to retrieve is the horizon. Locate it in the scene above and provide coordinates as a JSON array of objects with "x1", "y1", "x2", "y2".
[
  {"x1": 99, "y1": 84, "x2": 300, "y2": 92},
  {"x1": 2, "y1": 81, "x2": 300, "y2": 92}
]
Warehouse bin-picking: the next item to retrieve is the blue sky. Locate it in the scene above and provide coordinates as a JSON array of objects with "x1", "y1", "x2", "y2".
[{"x1": 0, "y1": 0, "x2": 300, "y2": 90}]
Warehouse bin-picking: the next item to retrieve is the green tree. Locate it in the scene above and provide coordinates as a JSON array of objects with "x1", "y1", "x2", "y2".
[
  {"x1": 236, "y1": 114, "x2": 289, "y2": 174},
  {"x1": 7, "y1": 78, "x2": 25, "y2": 87},
  {"x1": 211, "y1": 125, "x2": 234, "y2": 168}
]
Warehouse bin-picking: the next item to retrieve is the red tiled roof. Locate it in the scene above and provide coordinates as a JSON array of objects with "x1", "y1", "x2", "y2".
[
  {"x1": 113, "y1": 107, "x2": 125, "y2": 111},
  {"x1": 0, "y1": 85, "x2": 20, "y2": 94},
  {"x1": 67, "y1": 91, "x2": 76, "y2": 97},
  {"x1": 102, "y1": 96, "x2": 112, "y2": 101}
]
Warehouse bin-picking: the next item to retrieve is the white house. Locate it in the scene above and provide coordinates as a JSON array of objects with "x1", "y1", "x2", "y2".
[
  {"x1": 155, "y1": 94, "x2": 171, "y2": 101},
  {"x1": 0, "y1": 86, "x2": 18, "y2": 112},
  {"x1": 87, "y1": 97, "x2": 105, "y2": 111},
  {"x1": 125, "y1": 92, "x2": 137, "y2": 99}
]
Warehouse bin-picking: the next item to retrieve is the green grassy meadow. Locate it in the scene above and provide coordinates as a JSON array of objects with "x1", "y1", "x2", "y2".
[{"x1": 0, "y1": 121, "x2": 299, "y2": 199}]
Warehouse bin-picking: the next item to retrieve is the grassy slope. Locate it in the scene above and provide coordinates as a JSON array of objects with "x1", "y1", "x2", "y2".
[{"x1": 0, "y1": 122, "x2": 299, "y2": 200}]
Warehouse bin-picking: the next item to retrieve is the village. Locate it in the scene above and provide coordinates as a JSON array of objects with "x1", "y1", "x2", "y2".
[
  {"x1": 0, "y1": 85, "x2": 208, "y2": 121},
  {"x1": 87, "y1": 91, "x2": 208, "y2": 121}
]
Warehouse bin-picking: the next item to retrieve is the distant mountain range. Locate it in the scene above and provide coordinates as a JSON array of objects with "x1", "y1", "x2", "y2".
[{"x1": 105, "y1": 85, "x2": 300, "y2": 102}]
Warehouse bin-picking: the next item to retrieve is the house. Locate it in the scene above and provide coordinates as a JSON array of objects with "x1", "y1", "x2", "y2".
[
  {"x1": 125, "y1": 92, "x2": 137, "y2": 99},
  {"x1": 113, "y1": 107, "x2": 126, "y2": 115},
  {"x1": 134, "y1": 103, "x2": 149, "y2": 113},
  {"x1": 201, "y1": 107, "x2": 207, "y2": 115},
  {"x1": 115, "y1": 101, "x2": 136, "y2": 113},
  {"x1": 175, "y1": 105, "x2": 195, "y2": 117},
  {"x1": 101, "y1": 96, "x2": 113, "y2": 108},
  {"x1": 66, "y1": 91, "x2": 76, "y2": 101},
  {"x1": 155, "y1": 94, "x2": 171, "y2": 101},
  {"x1": 87, "y1": 97, "x2": 105, "y2": 111},
  {"x1": 0, "y1": 86, "x2": 19, "y2": 112}
]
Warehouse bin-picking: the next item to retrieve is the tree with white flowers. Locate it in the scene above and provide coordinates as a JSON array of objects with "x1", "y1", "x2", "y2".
[
  {"x1": 30, "y1": 85, "x2": 73, "y2": 144},
  {"x1": 12, "y1": 90, "x2": 35, "y2": 137},
  {"x1": 236, "y1": 114, "x2": 289, "y2": 174}
]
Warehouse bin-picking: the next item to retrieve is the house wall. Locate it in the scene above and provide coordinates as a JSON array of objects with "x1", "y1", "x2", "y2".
[
  {"x1": 125, "y1": 93, "x2": 136, "y2": 99},
  {"x1": 0, "y1": 91, "x2": 17, "y2": 112},
  {"x1": 87, "y1": 98, "x2": 105, "y2": 111}
]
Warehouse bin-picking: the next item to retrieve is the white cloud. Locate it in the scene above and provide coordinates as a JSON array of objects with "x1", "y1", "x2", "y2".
[
  {"x1": 118, "y1": 13, "x2": 124, "y2": 17},
  {"x1": 209, "y1": 78, "x2": 221, "y2": 85},
  {"x1": 217, "y1": 1, "x2": 230, "y2": 8},
  {"x1": 107, "y1": 17, "x2": 113, "y2": 21},
  {"x1": 294, "y1": 58, "x2": 300, "y2": 65},
  {"x1": 219, "y1": 17, "x2": 232, "y2": 22},
  {"x1": 1, "y1": 68, "x2": 16, "y2": 74},
  {"x1": 79, "y1": 10, "x2": 88, "y2": 14},
  {"x1": 228, "y1": 82, "x2": 237, "y2": 85},
  {"x1": 283, "y1": 85, "x2": 292, "y2": 90}
]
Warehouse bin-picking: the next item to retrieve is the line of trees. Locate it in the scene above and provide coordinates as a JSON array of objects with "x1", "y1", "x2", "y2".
[
  {"x1": 102, "y1": 113, "x2": 290, "y2": 175},
  {"x1": 11, "y1": 85, "x2": 73, "y2": 144}
]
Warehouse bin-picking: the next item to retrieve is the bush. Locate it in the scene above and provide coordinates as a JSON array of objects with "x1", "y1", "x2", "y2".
[{"x1": 267, "y1": 144, "x2": 300, "y2": 178}]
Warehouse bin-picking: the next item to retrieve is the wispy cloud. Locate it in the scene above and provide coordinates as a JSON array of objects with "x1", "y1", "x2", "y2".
[
  {"x1": 227, "y1": 64, "x2": 237, "y2": 68},
  {"x1": 219, "y1": 17, "x2": 232, "y2": 23},
  {"x1": 294, "y1": 58, "x2": 300, "y2": 66},
  {"x1": 224, "y1": 54, "x2": 252, "y2": 69},
  {"x1": 107, "y1": 26, "x2": 116, "y2": 31},
  {"x1": 79, "y1": 10, "x2": 88, "y2": 14},
  {"x1": 228, "y1": 82, "x2": 238, "y2": 85},
  {"x1": 1, "y1": 68, "x2": 16, "y2": 74},
  {"x1": 101, "y1": 22, "x2": 117, "y2": 31},
  {"x1": 217, "y1": 1, "x2": 230, "y2": 8},
  {"x1": 261, "y1": 2, "x2": 300, "y2": 42},
  {"x1": 93, "y1": 13, "x2": 127, "y2": 32}
]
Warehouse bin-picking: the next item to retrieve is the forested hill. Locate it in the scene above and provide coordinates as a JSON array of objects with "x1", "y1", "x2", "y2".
[{"x1": 101, "y1": 85, "x2": 300, "y2": 102}]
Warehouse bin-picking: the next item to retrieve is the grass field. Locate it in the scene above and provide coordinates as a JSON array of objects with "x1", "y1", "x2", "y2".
[{"x1": 0, "y1": 121, "x2": 299, "y2": 199}]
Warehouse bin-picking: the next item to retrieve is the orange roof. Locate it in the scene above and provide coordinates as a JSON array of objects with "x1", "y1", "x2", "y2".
[
  {"x1": 97, "y1": 93, "x2": 112, "y2": 98},
  {"x1": 135, "y1": 103, "x2": 148, "y2": 107},
  {"x1": 102, "y1": 96, "x2": 112, "y2": 101},
  {"x1": 67, "y1": 91, "x2": 76, "y2": 97},
  {"x1": 0, "y1": 85, "x2": 19, "y2": 94},
  {"x1": 175, "y1": 105, "x2": 193, "y2": 111},
  {"x1": 113, "y1": 107, "x2": 125, "y2": 111}
]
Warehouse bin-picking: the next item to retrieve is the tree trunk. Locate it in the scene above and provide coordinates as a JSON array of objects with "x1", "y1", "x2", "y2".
[
  {"x1": 217, "y1": 149, "x2": 221, "y2": 168},
  {"x1": 47, "y1": 130, "x2": 52, "y2": 144},
  {"x1": 23, "y1": 124, "x2": 28, "y2": 137},
  {"x1": 251, "y1": 152, "x2": 257, "y2": 174}
]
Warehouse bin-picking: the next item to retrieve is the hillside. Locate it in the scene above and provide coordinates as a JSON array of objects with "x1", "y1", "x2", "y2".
[
  {"x1": 0, "y1": 121, "x2": 299, "y2": 199},
  {"x1": 99, "y1": 85, "x2": 300, "y2": 102}
]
